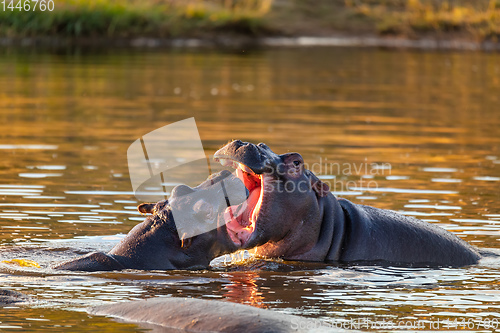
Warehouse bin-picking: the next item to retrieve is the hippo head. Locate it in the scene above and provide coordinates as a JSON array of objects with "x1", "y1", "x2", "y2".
[
  {"x1": 214, "y1": 140, "x2": 330, "y2": 257},
  {"x1": 119, "y1": 169, "x2": 248, "y2": 270},
  {"x1": 54, "y1": 170, "x2": 248, "y2": 271}
]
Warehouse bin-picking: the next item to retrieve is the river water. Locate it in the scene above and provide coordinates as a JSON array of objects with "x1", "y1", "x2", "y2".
[{"x1": 0, "y1": 46, "x2": 499, "y2": 331}]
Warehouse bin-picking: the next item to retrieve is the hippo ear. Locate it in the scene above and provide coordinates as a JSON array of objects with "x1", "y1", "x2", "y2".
[
  {"x1": 137, "y1": 203, "x2": 156, "y2": 214},
  {"x1": 308, "y1": 171, "x2": 330, "y2": 197}
]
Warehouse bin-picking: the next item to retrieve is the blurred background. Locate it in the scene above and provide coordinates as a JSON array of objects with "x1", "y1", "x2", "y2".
[{"x1": 0, "y1": 0, "x2": 499, "y2": 43}]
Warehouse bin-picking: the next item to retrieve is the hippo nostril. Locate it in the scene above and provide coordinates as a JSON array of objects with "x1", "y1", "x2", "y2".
[
  {"x1": 233, "y1": 140, "x2": 244, "y2": 149},
  {"x1": 171, "y1": 184, "x2": 194, "y2": 198}
]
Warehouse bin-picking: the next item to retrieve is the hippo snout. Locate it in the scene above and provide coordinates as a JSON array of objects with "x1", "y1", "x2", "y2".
[{"x1": 214, "y1": 140, "x2": 279, "y2": 175}]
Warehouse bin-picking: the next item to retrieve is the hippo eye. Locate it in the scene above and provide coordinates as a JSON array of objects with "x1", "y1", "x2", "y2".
[{"x1": 293, "y1": 160, "x2": 301, "y2": 166}]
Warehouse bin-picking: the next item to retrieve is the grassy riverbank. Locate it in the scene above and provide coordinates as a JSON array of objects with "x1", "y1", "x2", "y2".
[
  {"x1": 269, "y1": 0, "x2": 500, "y2": 42},
  {"x1": 0, "y1": 0, "x2": 499, "y2": 42},
  {"x1": 0, "y1": 0, "x2": 273, "y2": 38}
]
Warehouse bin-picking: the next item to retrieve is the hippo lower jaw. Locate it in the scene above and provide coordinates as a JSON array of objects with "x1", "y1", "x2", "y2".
[{"x1": 216, "y1": 158, "x2": 266, "y2": 248}]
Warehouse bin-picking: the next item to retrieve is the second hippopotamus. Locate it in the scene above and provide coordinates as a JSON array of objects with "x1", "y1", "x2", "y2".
[{"x1": 53, "y1": 170, "x2": 245, "y2": 271}]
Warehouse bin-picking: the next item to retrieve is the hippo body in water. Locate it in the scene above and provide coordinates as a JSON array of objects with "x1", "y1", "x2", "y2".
[
  {"x1": 55, "y1": 141, "x2": 480, "y2": 271},
  {"x1": 90, "y1": 297, "x2": 345, "y2": 333},
  {"x1": 0, "y1": 289, "x2": 31, "y2": 306},
  {"x1": 214, "y1": 140, "x2": 480, "y2": 267},
  {"x1": 53, "y1": 170, "x2": 245, "y2": 271}
]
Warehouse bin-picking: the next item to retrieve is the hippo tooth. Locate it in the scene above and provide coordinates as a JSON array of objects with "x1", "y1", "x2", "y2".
[
  {"x1": 239, "y1": 163, "x2": 255, "y2": 174},
  {"x1": 218, "y1": 158, "x2": 230, "y2": 166}
]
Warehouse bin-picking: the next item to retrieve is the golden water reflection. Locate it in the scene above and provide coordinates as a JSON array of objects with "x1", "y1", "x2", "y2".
[{"x1": 0, "y1": 47, "x2": 499, "y2": 330}]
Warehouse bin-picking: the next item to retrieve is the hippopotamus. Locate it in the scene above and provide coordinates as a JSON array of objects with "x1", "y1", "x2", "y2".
[
  {"x1": 0, "y1": 289, "x2": 32, "y2": 306},
  {"x1": 90, "y1": 297, "x2": 346, "y2": 333},
  {"x1": 213, "y1": 140, "x2": 481, "y2": 267},
  {"x1": 55, "y1": 140, "x2": 480, "y2": 271},
  {"x1": 53, "y1": 170, "x2": 245, "y2": 271}
]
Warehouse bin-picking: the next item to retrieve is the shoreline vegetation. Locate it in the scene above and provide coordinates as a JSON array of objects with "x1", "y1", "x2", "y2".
[{"x1": 1, "y1": 0, "x2": 499, "y2": 50}]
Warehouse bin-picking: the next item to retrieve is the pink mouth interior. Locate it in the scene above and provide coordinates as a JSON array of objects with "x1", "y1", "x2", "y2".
[{"x1": 223, "y1": 166, "x2": 262, "y2": 247}]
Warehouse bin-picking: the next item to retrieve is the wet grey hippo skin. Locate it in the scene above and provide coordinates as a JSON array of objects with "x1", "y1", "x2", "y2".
[
  {"x1": 214, "y1": 140, "x2": 481, "y2": 267},
  {"x1": 90, "y1": 297, "x2": 346, "y2": 333},
  {"x1": 0, "y1": 289, "x2": 31, "y2": 306},
  {"x1": 53, "y1": 170, "x2": 245, "y2": 271}
]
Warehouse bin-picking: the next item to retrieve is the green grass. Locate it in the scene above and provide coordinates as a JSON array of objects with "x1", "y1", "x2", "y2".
[
  {"x1": 0, "y1": 0, "x2": 273, "y2": 38},
  {"x1": 0, "y1": 0, "x2": 499, "y2": 41}
]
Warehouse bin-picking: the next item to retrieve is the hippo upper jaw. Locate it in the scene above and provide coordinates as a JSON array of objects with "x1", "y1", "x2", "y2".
[{"x1": 214, "y1": 140, "x2": 279, "y2": 175}]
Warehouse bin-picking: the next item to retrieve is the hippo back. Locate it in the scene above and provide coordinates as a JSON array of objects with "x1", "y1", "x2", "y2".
[{"x1": 332, "y1": 198, "x2": 480, "y2": 267}]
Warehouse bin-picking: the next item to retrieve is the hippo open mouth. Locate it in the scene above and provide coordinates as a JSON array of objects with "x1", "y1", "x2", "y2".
[
  {"x1": 218, "y1": 161, "x2": 263, "y2": 246},
  {"x1": 214, "y1": 141, "x2": 277, "y2": 247}
]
